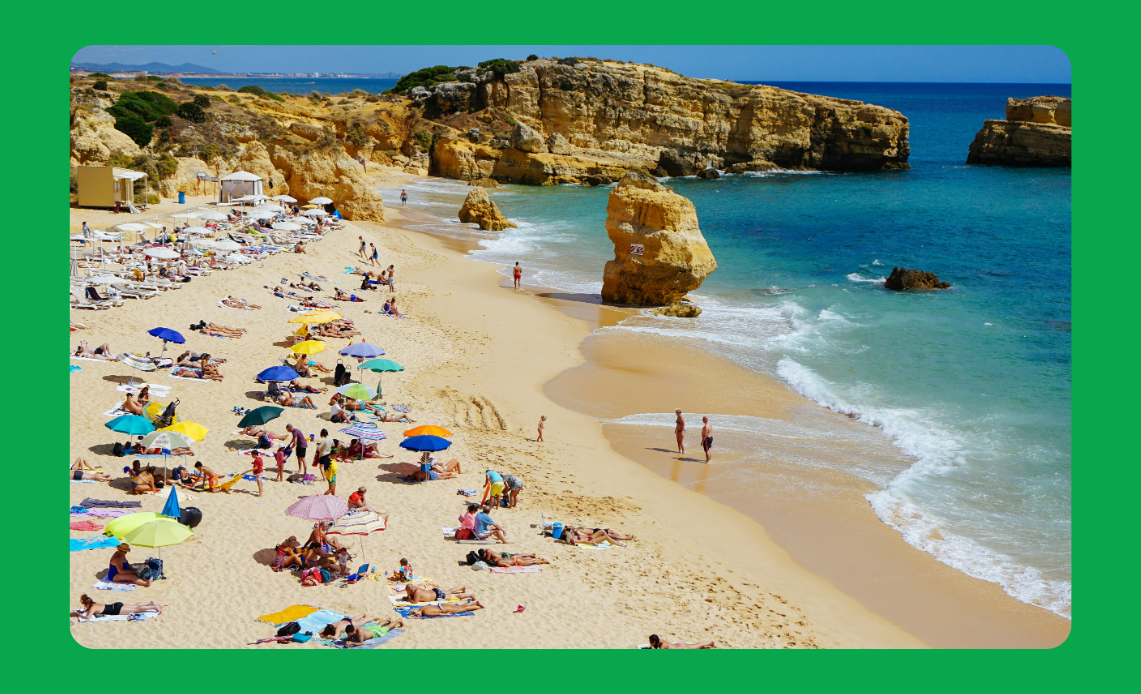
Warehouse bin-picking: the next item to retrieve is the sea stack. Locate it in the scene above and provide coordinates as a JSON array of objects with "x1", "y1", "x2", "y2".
[
  {"x1": 458, "y1": 187, "x2": 516, "y2": 231},
  {"x1": 966, "y1": 96, "x2": 1071, "y2": 167},
  {"x1": 884, "y1": 267, "x2": 951, "y2": 290},
  {"x1": 600, "y1": 172, "x2": 716, "y2": 309}
]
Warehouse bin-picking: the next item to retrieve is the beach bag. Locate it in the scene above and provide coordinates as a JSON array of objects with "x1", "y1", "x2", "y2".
[
  {"x1": 455, "y1": 528, "x2": 475, "y2": 540},
  {"x1": 465, "y1": 550, "x2": 481, "y2": 566},
  {"x1": 143, "y1": 557, "x2": 164, "y2": 579},
  {"x1": 276, "y1": 622, "x2": 301, "y2": 637},
  {"x1": 112, "y1": 442, "x2": 125, "y2": 457},
  {"x1": 471, "y1": 561, "x2": 489, "y2": 571},
  {"x1": 320, "y1": 568, "x2": 333, "y2": 584},
  {"x1": 257, "y1": 434, "x2": 272, "y2": 449}
]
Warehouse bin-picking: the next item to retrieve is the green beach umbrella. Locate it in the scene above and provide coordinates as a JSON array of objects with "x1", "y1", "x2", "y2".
[
  {"x1": 358, "y1": 359, "x2": 403, "y2": 397},
  {"x1": 341, "y1": 383, "x2": 373, "y2": 401}
]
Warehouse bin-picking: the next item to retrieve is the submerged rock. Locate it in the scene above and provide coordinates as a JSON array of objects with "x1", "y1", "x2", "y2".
[
  {"x1": 458, "y1": 187, "x2": 516, "y2": 231},
  {"x1": 884, "y1": 267, "x2": 950, "y2": 290},
  {"x1": 651, "y1": 302, "x2": 702, "y2": 318},
  {"x1": 696, "y1": 168, "x2": 721, "y2": 179},
  {"x1": 601, "y1": 171, "x2": 717, "y2": 306}
]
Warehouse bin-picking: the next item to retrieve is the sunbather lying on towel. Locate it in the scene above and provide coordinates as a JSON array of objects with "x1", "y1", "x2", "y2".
[
  {"x1": 122, "y1": 392, "x2": 144, "y2": 416},
  {"x1": 240, "y1": 425, "x2": 287, "y2": 441},
  {"x1": 339, "y1": 618, "x2": 405, "y2": 646},
  {"x1": 176, "y1": 350, "x2": 226, "y2": 366},
  {"x1": 74, "y1": 341, "x2": 116, "y2": 360},
  {"x1": 71, "y1": 457, "x2": 111, "y2": 482},
  {"x1": 648, "y1": 634, "x2": 717, "y2": 649},
  {"x1": 292, "y1": 357, "x2": 332, "y2": 377},
  {"x1": 406, "y1": 599, "x2": 484, "y2": 617},
  {"x1": 477, "y1": 549, "x2": 550, "y2": 567},
  {"x1": 562, "y1": 526, "x2": 636, "y2": 547},
  {"x1": 334, "y1": 288, "x2": 366, "y2": 302},
  {"x1": 191, "y1": 321, "x2": 245, "y2": 338},
  {"x1": 410, "y1": 457, "x2": 460, "y2": 481},
  {"x1": 295, "y1": 280, "x2": 322, "y2": 291},
  {"x1": 289, "y1": 379, "x2": 326, "y2": 393},
  {"x1": 317, "y1": 613, "x2": 375, "y2": 638},
  {"x1": 277, "y1": 391, "x2": 317, "y2": 409},
  {"x1": 222, "y1": 296, "x2": 261, "y2": 310},
  {"x1": 273, "y1": 536, "x2": 304, "y2": 571},
  {"x1": 77, "y1": 594, "x2": 163, "y2": 619},
  {"x1": 404, "y1": 584, "x2": 476, "y2": 604}
]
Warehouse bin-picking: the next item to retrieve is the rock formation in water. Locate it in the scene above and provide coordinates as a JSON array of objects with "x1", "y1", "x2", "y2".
[
  {"x1": 425, "y1": 58, "x2": 909, "y2": 185},
  {"x1": 966, "y1": 96, "x2": 1071, "y2": 167},
  {"x1": 468, "y1": 177, "x2": 499, "y2": 188},
  {"x1": 601, "y1": 172, "x2": 717, "y2": 307},
  {"x1": 884, "y1": 267, "x2": 950, "y2": 290},
  {"x1": 458, "y1": 187, "x2": 516, "y2": 231}
]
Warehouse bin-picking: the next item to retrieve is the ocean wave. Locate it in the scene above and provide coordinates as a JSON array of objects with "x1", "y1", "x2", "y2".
[{"x1": 846, "y1": 272, "x2": 886, "y2": 283}]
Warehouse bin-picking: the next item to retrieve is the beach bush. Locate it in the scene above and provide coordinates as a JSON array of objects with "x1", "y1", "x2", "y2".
[
  {"x1": 238, "y1": 84, "x2": 268, "y2": 98},
  {"x1": 177, "y1": 102, "x2": 207, "y2": 123},
  {"x1": 477, "y1": 59, "x2": 521, "y2": 77},
  {"x1": 134, "y1": 74, "x2": 149, "y2": 82},
  {"x1": 352, "y1": 89, "x2": 368, "y2": 97},
  {"x1": 109, "y1": 90, "x2": 178, "y2": 122},
  {"x1": 88, "y1": 72, "x2": 111, "y2": 79},
  {"x1": 388, "y1": 65, "x2": 459, "y2": 94},
  {"x1": 193, "y1": 94, "x2": 211, "y2": 108},
  {"x1": 146, "y1": 192, "x2": 160, "y2": 204},
  {"x1": 112, "y1": 114, "x2": 153, "y2": 147},
  {"x1": 147, "y1": 75, "x2": 164, "y2": 82},
  {"x1": 527, "y1": 54, "x2": 539, "y2": 61},
  {"x1": 228, "y1": 95, "x2": 242, "y2": 104},
  {"x1": 155, "y1": 116, "x2": 172, "y2": 127},
  {"x1": 93, "y1": 80, "x2": 108, "y2": 91},
  {"x1": 202, "y1": 143, "x2": 223, "y2": 161},
  {"x1": 559, "y1": 80, "x2": 574, "y2": 91}
]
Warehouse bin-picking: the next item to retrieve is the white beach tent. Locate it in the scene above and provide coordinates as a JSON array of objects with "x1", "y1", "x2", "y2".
[{"x1": 218, "y1": 171, "x2": 264, "y2": 204}]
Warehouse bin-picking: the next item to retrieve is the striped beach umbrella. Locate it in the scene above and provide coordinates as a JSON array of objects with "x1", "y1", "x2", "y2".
[
  {"x1": 339, "y1": 423, "x2": 387, "y2": 441},
  {"x1": 325, "y1": 511, "x2": 386, "y2": 537},
  {"x1": 285, "y1": 494, "x2": 348, "y2": 522}
]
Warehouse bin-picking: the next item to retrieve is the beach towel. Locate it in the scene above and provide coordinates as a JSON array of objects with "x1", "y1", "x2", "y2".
[
  {"x1": 457, "y1": 489, "x2": 477, "y2": 496},
  {"x1": 390, "y1": 404, "x2": 412, "y2": 413},
  {"x1": 394, "y1": 607, "x2": 474, "y2": 619},
  {"x1": 77, "y1": 610, "x2": 159, "y2": 623},
  {"x1": 71, "y1": 355, "x2": 118, "y2": 363},
  {"x1": 71, "y1": 479, "x2": 96, "y2": 484},
  {"x1": 92, "y1": 580, "x2": 135, "y2": 592},
  {"x1": 321, "y1": 627, "x2": 405, "y2": 649},
  {"x1": 102, "y1": 404, "x2": 129, "y2": 417},
  {"x1": 71, "y1": 536, "x2": 121, "y2": 552},
  {"x1": 217, "y1": 300, "x2": 255, "y2": 311},
  {"x1": 117, "y1": 383, "x2": 171, "y2": 395},
  {"x1": 82, "y1": 498, "x2": 141, "y2": 509},
  {"x1": 71, "y1": 365, "x2": 82, "y2": 374},
  {"x1": 70, "y1": 520, "x2": 105, "y2": 532},
  {"x1": 489, "y1": 566, "x2": 543, "y2": 574},
  {"x1": 72, "y1": 508, "x2": 131, "y2": 518},
  {"x1": 168, "y1": 370, "x2": 213, "y2": 383},
  {"x1": 295, "y1": 610, "x2": 346, "y2": 633},
  {"x1": 572, "y1": 542, "x2": 615, "y2": 550},
  {"x1": 257, "y1": 605, "x2": 319, "y2": 625}
]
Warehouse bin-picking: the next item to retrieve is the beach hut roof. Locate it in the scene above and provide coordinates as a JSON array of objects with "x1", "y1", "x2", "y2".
[
  {"x1": 112, "y1": 168, "x2": 148, "y2": 181},
  {"x1": 220, "y1": 171, "x2": 262, "y2": 182}
]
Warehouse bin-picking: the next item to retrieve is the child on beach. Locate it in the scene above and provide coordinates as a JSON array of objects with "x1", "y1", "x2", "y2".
[
  {"x1": 335, "y1": 547, "x2": 351, "y2": 577},
  {"x1": 537, "y1": 416, "x2": 546, "y2": 442},
  {"x1": 239, "y1": 453, "x2": 265, "y2": 497}
]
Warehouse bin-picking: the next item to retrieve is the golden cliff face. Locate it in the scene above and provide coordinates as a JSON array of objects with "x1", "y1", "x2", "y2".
[
  {"x1": 601, "y1": 172, "x2": 717, "y2": 306},
  {"x1": 431, "y1": 59, "x2": 909, "y2": 184},
  {"x1": 967, "y1": 96, "x2": 1071, "y2": 167}
]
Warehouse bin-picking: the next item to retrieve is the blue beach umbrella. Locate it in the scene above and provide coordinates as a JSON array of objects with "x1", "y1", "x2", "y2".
[
  {"x1": 399, "y1": 435, "x2": 452, "y2": 452},
  {"x1": 161, "y1": 484, "x2": 181, "y2": 519},
  {"x1": 257, "y1": 365, "x2": 301, "y2": 382},
  {"x1": 339, "y1": 342, "x2": 385, "y2": 358},
  {"x1": 147, "y1": 327, "x2": 185, "y2": 358},
  {"x1": 105, "y1": 414, "x2": 156, "y2": 436}
]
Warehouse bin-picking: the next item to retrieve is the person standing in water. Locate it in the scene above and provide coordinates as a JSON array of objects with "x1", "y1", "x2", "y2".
[
  {"x1": 700, "y1": 416, "x2": 713, "y2": 463},
  {"x1": 675, "y1": 409, "x2": 685, "y2": 454},
  {"x1": 513, "y1": 262, "x2": 522, "y2": 290},
  {"x1": 400, "y1": 189, "x2": 408, "y2": 206}
]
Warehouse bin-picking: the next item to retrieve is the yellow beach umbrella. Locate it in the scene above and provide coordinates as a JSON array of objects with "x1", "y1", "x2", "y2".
[
  {"x1": 404, "y1": 425, "x2": 453, "y2": 438},
  {"x1": 143, "y1": 400, "x2": 180, "y2": 426},
  {"x1": 121, "y1": 519, "x2": 193, "y2": 562},
  {"x1": 290, "y1": 340, "x2": 327, "y2": 355},
  {"x1": 159, "y1": 421, "x2": 210, "y2": 442},
  {"x1": 288, "y1": 311, "x2": 341, "y2": 324},
  {"x1": 104, "y1": 512, "x2": 162, "y2": 539}
]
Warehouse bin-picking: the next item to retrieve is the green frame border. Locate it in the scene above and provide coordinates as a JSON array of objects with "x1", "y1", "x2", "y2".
[{"x1": 23, "y1": 0, "x2": 1132, "y2": 685}]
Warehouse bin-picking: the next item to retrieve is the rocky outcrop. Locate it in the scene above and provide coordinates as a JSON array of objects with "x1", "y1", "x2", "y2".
[
  {"x1": 656, "y1": 149, "x2": 696, "y2": 177},
  {"x1": 696, "y1": 168, "x2": 721, "y2": 179},
  {"x1": 415, "y1": 58, "x2": 909, "y2": 185},
  {"x1": 652, "y1": 302, "x2": 702, "y2": 318},
  {"x1": 966, "y1": 96, "x2": 1071, "y2": 167},
  {"x1": 601, "y1": 172, "x2": 717, "y2": 306},
  {"x1": 432, "y1": 137, "x2": 631, "y2": 186},
  {"x1": 458, "y1": 187, "x2": 516, "y2": 231},
  {"x1": 70, "y1": 106, "x2": 140, "y2": 164},
  {"x1": 468, "y1": 177, "x2": 499, "y2": 188},
  {"x1": 884, "y1": 267, "x2": 950, "y2": 290},
  {"x1": 271, "y1": 148, "x2": 385, "y2": 222}
]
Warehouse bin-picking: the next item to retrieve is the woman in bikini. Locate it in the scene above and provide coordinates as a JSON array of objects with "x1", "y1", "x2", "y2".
[
  {"x1": 675, "y1": 409, "x2": 685, "y2": 454},
  {"x1": 71, "y1": 457, "x2": 111, "y2": 482},
  {"x1": 288, "y1": 379, "x2": 326, "y2": 393},
  {"x1": 648, "y1": 634, "x2": 716, "y2": 649},
  {"x1": 407, "y1": 600, "x2": 484, "y2": 617},
  {"x1": 277, "y1": 391, "x2": 317, "y2": 409},
  {"x1": 77, "y1": 594, "x2": 163, "y2": 619},
  {"x1": 74, "y1": 342, "x2": 117, "y2": 360},
  {"x1": 477, "y1": 548, "x2": 550, "y2": 567},
  {"x1": 563, "y1": 526, "x2": 636, "y2": 547},
  {"x1": 340, "y1": 617, "x2": 405, "y2": 645},
  {"x1": 272, "y1": 536, "x2": 304, "y2": 571}
]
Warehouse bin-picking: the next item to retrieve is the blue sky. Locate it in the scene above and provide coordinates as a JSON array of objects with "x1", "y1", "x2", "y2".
[{"x1": 72, "y1": 45, "x2": 1071, "y2": 83}]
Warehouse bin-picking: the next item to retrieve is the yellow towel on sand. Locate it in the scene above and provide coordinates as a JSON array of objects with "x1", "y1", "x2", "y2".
[{"x1": 257, "y1": 605, "x2": 319, "y2": 624}]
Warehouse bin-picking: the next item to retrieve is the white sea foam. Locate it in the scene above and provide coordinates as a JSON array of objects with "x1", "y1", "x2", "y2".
[{"x1": 846, "y1": 272, "x2": 886, "y2": 283}]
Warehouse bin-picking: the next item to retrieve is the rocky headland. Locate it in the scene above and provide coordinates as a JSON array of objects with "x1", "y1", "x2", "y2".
[{"x1": 966, "y1": 96, "x2": 1071, "y2": 167}]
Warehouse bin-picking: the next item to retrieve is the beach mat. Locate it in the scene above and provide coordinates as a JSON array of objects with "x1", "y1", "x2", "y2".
[
  {"x1": 394, "y1": 607, "x2": 474, "y2": 619},
  {"x1": 81, "y1": 498, "x2": 141, "y2": 509},
  {"x1": 257, "y1": 605, "x2": 319, "y2": 625},
  {"x1": 321, "y1": 627, "x2": 405, "y2": 649},
  {"x1": 490, "y1": 566, "x2": 543, "y2": 574},
  {"x1": 77, "y1": 610, "x2": 159, "y2": 623},
  {"x1": 92, "y1": 580, "x2": 135, "y2": 592},
  {"x1": 71, "y1": 536, "x2": 120, "y2": 552}
]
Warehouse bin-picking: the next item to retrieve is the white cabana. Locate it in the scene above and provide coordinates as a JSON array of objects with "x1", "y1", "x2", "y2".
[{"x1": 218, "y1": 171, "x2": 264, "y2": 204}]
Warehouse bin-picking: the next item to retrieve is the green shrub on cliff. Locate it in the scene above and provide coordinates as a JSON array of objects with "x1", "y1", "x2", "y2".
[
  {"x1": 177, "y1": 102, "x2": 207, "y2": 123},
  {"x1": 108, "y1": 90, "x2": 179, "y2": 146},
  {"x1": 93, "y1": 80, "x2": 108, "y2": 91},
  {"x1": 238, "y1": 84, "x2": 284, "y2": 101},
  {"x1": 477, "y1": 58, "x2": 521, "y2": 77},
  {"x1": 193, "y1": 94, "x2": 211, "y2": 108},
  {"x1": 387, "y1": 65, "x2": 459, "y2": 94}
]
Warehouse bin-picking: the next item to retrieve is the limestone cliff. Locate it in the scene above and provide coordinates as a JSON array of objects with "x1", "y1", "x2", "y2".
[
  {"x1": 70, "y1": 105, "x2": 140, "y2": 165},
  {"x1": 458, "y1": 187, "x2": 516, "y2": 231},
  {"x1": 967, "y1": 96, "x2": 1071, "y2": 167},
  {"x1": 419, "y1": 58, "x2": 909, "y2": 185},
  {"x1": 601, "y1": 172, "x2": 717, "y2": 306},
  {"x1": 272, "y1": 148, "x2": 385, "y2": 222}
]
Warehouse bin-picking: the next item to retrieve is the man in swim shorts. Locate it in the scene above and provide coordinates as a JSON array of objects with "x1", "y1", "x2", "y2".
[
  {"x1": 286, "y1": 424, "x2": 307, "y2": 475},
  {"x1": 485, "y1": 470, "x2": 505, "y2": 507},
  {"x1": 404, "y1": 584, "x2": 474, "y2": 604},
  {"x1": 195, "y1": 462, "x2": 223, "y2": 492},
  {"x1": 701, "y1": 416, "x2": 713, "y2": 463}
]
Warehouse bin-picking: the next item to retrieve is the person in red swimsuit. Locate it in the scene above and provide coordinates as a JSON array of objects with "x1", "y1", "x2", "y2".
[{"x1": 513, "y1": 262, "x2": 522, "y2": 290}]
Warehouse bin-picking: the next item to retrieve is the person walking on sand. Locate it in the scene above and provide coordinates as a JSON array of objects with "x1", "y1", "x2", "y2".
[
  {"x1": 286, "y1": 424, "x2": 308, "y2": 475},
  {"x1": 675, "y1": 409, "x2": 685, "y2": 454},
  {"x1": 369, "y1": 244, "x2": 380, "y2": 267},
  {"x1": 700, "y1": 416, "x2": 713, "y2": 463},
  {"x1": 358, "y1": 236, "x2": 367, "y2": 259},
  {"x1": 239, "y1": 453, "x2": 265, "y2": 497},
  {"x1": 513, "y1": 262, "x2": 522, "y2": 290},
  {"x1": 537, "y1": 415, "x2": 546, "y2": 442},
  {"x1": 400, "y1": 189, "x2": 408, "y2": 206}
]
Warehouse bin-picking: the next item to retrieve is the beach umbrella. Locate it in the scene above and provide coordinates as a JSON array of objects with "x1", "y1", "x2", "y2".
[
  {"x1": 290, "y1": 340, "x2": 327, "y2": 355},
  {"x1": 171, "y1": 213, "x2": 199, "y2": 219},
  {"x1": 404, "y1": 425, "x2": 452, "y2": 438},
  {"x1": 341, "y1": 383, "x2": 373, "y2": 401},
  {"x1": 247, "y1": 211, "x2": 274, "y2": 220},
  {"x1": 285, "y1": 495, "x2": 348, "y2": 522},
  {"x1": 238, "y1": 406, "x2": 283, "y2": 427},
  {"x1": 399, "y1": 435, "x2": 451, "y2": 452},
  {"x1": 336, "y1": 382, "x2": 376, "y2": 398},
  {"x1": 272, "y1": 222, "x2": 302, "y2": 232},
  {"x1": 339, "y1": 423, "x2": 387, "y2": 441},
  {"x1": 122, "y1": 518, "x2": 193, "y2": 563},
  {"x1": 117, "y1": 223, "x2": 147, "y2": 232},
  {"x1": 161, "y1": 485, "x2": 181, "y2": 519},
  {"x1": 145, "y1": 247, "x2": 180, "y2": 260},
  {"x1": 359, "y1": 358, "x2": 403, "y2": 396},
  {"x1": 158, "y1": 421, "x2": 209, "y2": 442},
  {"x1": 192, "y1": 239, "x2": 217, "y2": 248},
  {"x1": 302, "y1": 208, "x2": 328, "y2": 217},
  {"x1": 197, "y1": 212, "x2": 226, "y2": 221},
  {"x1": 288, "y1": 311, "x2": 341, "y2": 324},
  {"x1": 339, "y1": 342, "x2": 385, "y2": 358},
  {"x1": 105, "y1": 512, "x2": 162, "y2": 539},
  {"x1": 106, "y1": 414, "x2": 156, "y2": 436},
  {"x1": 257, "y1": 203, "x2": 284, "y2": 212},
  {"x1": 213, "y1": 241, "x2": 242, "y2": 251},
  {"x1": 324, "y1": 510, "x2": 386, "y2": 565},
  {"x1": 309, "y1": 197, "x2": 333, "y2": 205},
  {"x1": 142, "y1": 400, "x2": 177, "y2": 425},
  {"x1": 143, "y1": 429, "x2": 196, "y2": 450},
  {"x1": 294, "y1": 217, "x2": 317, "y2": 225},
  {"x1": 147, "y1": 327, "x2": 185, "y2": 357},
  {"x1": 301, "y1": 204, "x2": 318, "y2": 209},
  {"x1": 88, "y1": 275, "x2": 130, "y2": 285},
  {"x1": 119, "y1": 353, "x2": 157, "y2": 386},
  {"x1": 181, "y1": 226, "x2": 210, "y2": 236},
  {"x1": 273, "y1": 195, "x2": 297, "y2": 203},
  {"x1": 257, "y1": 365, "x2": 300, "y2": 382}
]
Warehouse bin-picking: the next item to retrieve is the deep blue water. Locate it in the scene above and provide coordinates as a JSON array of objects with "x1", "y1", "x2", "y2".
[
  {"x1": 380, "y1": 82, "x2": 1072, "y2": 616},
  {"x1": 181, "y1": 77, "x2": 398, "y2": 95}
]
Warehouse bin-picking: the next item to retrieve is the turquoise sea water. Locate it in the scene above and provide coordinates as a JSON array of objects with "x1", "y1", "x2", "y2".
[{"x1": 380, "y1": 82, "x2": 1072, "y2": 617}]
